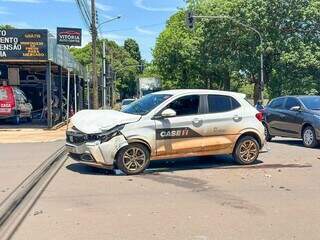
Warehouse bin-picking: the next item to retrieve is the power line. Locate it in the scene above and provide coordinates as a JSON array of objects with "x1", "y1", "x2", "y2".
[
  {"x1": 79, "y1": 0, "x2": 92, "y2": 28},
  {"x1": 75, "y1": 0, "x2": 91, "y2": 30}
]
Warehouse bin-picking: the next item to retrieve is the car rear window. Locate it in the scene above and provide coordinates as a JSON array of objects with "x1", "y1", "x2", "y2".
[
  {"x1": 0, "y1": 88, "x2": 8, "y2": 101},
  {"x1": 208, "y1": 95, "x2": 240, "y2": 113},
  {"x1": 300, "y1": 96, "x2": 320, "y2": 110}
]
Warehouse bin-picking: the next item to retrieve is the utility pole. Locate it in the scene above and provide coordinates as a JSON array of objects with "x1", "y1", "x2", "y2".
[
  {"x1": 102, "y1": 40, "x2": 106, "y2": 109},
  {"x1": 91, "y1": 0, "x2": 99, "y2": 109}
]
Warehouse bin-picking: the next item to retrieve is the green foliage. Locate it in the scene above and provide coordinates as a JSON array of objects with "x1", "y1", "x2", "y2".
[
  {"x1": 139, "y1": 61, "x2": 160, "y2": 78},
  {"x1": 153, "y1": 0, "x2": 320, "y2": 103},
  {"x1": 124, "y1": 38, "x2": 142, "y2": 63},
  {"x1": 0, "y1": 25, "x2": 14, "y2": 29},
  {"x1": 70, "y1": 39, "x2": 140, "y2": 99}
]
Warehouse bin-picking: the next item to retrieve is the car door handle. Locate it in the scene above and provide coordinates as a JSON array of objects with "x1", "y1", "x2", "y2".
[
  {"x1": 233, "y1": 115, "x2": 242, "y2": 122},
  {"x1": 192, "y1": 118, "x2": 203, "y2": 127}
]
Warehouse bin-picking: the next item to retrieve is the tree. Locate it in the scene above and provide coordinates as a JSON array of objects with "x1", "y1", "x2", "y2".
[
  {"x1": 154, "y1": 0, "x2": 320, "y2": 103},
  {"x1": 70, "y1": 39, "x2": 140, "y2": 100},
  {"x1": 124, "y1": 38, "x2": 142, "y2": 64},
  {"x1": 153, "y1": 11, "x2": 204, "y2": 89},
  {"x1": 0, "y1": 25, "x2": 14, "y2": 29}
]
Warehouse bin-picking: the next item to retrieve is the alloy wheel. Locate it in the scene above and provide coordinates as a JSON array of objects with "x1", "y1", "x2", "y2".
[
  {"x1": 123, "y1": 147, "x2": 146, "y2": 172},
  {"x1": 303, "y1": 129, "x2": 314, "y2": 146},
  {"x1": 239, "y1": 140, "x2": 259, "y2": 163}
]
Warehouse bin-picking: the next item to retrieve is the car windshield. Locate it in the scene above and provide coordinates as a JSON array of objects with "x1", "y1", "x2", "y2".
[
  {"x1": 300, "y1": 96, "x2": 320, "y2": 110},
  {"x1": 122, "y1": 99, "x2": 135, "y2": 105},
  {"x1": 121, "y1": 94, "x2": 172, "y2": 115}
]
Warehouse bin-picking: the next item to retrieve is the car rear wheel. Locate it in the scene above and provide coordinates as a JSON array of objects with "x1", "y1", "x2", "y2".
[
  {"x1": 116, "y1": 143, "x2": 150, "y2": 175},
  {"x1": 263, "y1": 123, "x2": 273, "y2": 142},
  {"x1": 302, "y1": 126, "x2": 318, "y2": 148},
  {"x1": 233, "y1": 136, "x2": 260, "y2": 165}
]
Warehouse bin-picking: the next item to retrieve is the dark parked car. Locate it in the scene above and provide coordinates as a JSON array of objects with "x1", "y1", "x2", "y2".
[{"x1": 263, "y1": 96, "x2": 320, "y2": 148}]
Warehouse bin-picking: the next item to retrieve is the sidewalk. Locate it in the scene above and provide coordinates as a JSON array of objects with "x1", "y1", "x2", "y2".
[{"x1": 0, "y1": 126, "x2": 67, "y2": 143}]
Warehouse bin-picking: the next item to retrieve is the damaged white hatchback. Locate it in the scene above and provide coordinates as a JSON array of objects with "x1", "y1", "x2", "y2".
[{"x1": 66, "y1": 89, "x2": 267, "y2": 175}]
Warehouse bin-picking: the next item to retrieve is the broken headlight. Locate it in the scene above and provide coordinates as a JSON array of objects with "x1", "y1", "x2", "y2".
[{"x1": 94, "y1": 124, "x2": 125, "y2": 143}]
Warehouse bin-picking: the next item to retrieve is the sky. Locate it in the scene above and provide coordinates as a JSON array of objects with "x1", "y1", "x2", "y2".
[{"x1": 0, "y1": 0, "x2": 185, "y2": 61}]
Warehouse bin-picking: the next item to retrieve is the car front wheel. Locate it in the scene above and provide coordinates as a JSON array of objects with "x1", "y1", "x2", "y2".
[
  {"x1": 302, "y1": 126, "x2": 318, "y2": 148},
  {"x1": 116, "y1": 143, "x2": 150, "y2": 175},
  {"x1": 233, "y1": 136, "x2": 260, "y2": 165}
]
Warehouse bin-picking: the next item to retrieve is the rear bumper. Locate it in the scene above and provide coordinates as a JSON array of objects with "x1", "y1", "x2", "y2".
[{"x1": 0, "y1": 113, "x2": 14, "y2": 119}]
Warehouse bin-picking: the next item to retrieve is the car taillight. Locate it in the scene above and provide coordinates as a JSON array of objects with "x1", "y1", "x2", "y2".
[{"x1": 255, "y1": 112, "x2": 263, "y2": 122}]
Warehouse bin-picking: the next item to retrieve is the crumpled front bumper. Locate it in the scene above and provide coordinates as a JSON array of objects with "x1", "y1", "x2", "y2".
[{"x1": 66, "y1": 135, "x2": 128, "y2": 169}]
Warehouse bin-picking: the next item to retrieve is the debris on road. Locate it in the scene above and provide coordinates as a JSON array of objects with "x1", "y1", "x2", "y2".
[{"x1": 33, "y1": 210, "x2": 43, "y2": 216}]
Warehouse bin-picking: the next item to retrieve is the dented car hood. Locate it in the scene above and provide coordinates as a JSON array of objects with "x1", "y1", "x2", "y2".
[{"x1": 71, "y1": 110, "x2": 141, "y2": 134}]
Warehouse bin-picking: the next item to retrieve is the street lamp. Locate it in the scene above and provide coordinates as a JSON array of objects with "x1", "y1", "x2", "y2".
[
  {"x1": 98, "y1": 15, "x2": 121, "y2": 109},
  {"x1": 191, "y1": 14, "x2": 264, "y2": 102},
  {"x1": 98, "y1": 15, "x2": 121, "y2": 29}
]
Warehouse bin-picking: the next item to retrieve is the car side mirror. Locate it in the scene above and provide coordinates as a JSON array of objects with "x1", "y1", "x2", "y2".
[
  {"x1": 153, "y1": 108, "x2": 177, "y2": 120},
  {"x1": 158, "y1": 108, "x2": 176, "y2": 118},
  {"x1": 290, "y1": 106, "x2": 301, "y2": 111}
]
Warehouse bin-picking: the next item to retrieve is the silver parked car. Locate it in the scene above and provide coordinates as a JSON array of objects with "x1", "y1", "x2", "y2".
[{"x1": 66, "y1": 89, "x2": 267, "y2": 175}]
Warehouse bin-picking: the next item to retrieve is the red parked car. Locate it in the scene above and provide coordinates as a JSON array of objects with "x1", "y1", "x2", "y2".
[{"x1": 0, "y1": 85, "x2": 33, "y2": 124}]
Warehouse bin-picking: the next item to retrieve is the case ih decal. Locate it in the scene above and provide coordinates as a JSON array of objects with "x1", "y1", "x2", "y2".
[{"x1": 156, "y1": 128, "x2": 201, "y2": 140}]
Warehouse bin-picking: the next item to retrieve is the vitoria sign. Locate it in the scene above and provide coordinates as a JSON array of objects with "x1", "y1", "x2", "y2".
[{"x1": 57, "y1": 27, "x2": 82, "y2": 46}]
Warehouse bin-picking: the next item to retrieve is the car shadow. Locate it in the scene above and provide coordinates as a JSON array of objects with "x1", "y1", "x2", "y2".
[
  {"x1": 66, "y1": 155, "x2": 264, "y2": 176},
  {"x1": 271, "y1": 139, "x2": 305, "y2": 148},
  {"x1": 66, "y1": 163, "x2": 110, "y2": 175}
]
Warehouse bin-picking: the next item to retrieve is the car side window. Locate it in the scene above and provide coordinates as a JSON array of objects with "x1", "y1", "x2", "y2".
[
  {"x1": 167, "y1": 95, "x2": 200, "y2": 116},
  {"x1": 285, "y1": 97, "x2": 300, "y2": 110},
  {"x1": 269, "y1": 98, "x2": 285, "y2": 109},
  {"x1": 13, "y1": 88, "x2": 25, "y2": 103},
  {"x1": 208, "y1": 95, "x2": 240, "y2": 113}
]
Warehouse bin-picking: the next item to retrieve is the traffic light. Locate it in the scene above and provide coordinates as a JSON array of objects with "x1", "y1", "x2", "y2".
[{"x1": 186, "y1": 11, "x2": 195, "y2": 30}]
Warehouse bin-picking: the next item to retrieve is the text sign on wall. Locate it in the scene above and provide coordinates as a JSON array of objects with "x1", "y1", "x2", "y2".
[
  {"x1": 0, "y1": 29, "x2": 48, "y2": 60},
  {"x1": 57, "y1": 27, "x2": 82, "y2": 46}
]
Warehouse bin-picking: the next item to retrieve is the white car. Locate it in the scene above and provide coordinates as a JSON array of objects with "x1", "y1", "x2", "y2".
[{"x1": 66, "y1": 89, "x2": 267, "y2": 175}]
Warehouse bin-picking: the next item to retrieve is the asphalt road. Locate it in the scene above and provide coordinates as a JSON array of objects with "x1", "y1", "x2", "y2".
[
  {"x1": 11, "y1": 138, "x2": 320, "y2": 240},
  {"x1": 0, "y1": 141, "x2": 64, "y2": 203}
]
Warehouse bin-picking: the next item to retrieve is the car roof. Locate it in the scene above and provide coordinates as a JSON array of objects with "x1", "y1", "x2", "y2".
[
  {"x1": 152, "y1": 89, "x2": 246, "y2": 98},
  {"x1": 273, "y1": 95, "x2": 319, "y2": 99}
]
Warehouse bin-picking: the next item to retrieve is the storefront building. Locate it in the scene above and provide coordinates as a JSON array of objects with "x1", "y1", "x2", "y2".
[{"x1": 0, "y1": 29, "x2": 88, "y2": 128}]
